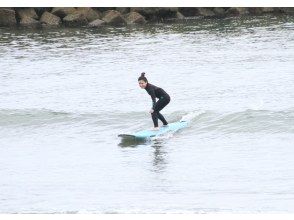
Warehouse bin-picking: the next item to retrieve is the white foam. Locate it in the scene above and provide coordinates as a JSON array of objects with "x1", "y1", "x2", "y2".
[
  {"x1": 151, "y1": 132, "x2": 174, "y2": 141},
  {"x1": 180, "y1": 110, "x2": 205, "y2": 122}
]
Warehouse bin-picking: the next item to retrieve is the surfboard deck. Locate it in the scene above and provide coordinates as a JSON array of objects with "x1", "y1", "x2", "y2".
[{"x1": 119, "y1": 121, "x2": 188, "y2": 140}]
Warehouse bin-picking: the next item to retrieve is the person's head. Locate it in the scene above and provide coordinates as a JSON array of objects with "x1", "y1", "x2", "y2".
[{"x1": 138, "y1": 72, "x2": 148, "y2": 89}]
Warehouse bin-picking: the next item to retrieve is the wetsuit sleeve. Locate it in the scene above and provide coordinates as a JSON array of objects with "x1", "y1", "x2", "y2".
[{"x1": 149, "y1": 88, "x2": 156, "y2": 109}]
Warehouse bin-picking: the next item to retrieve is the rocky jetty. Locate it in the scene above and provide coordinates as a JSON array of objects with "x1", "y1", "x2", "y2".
[{"x1": 0, "y1": 7, "x2": 293, "y2": 28}]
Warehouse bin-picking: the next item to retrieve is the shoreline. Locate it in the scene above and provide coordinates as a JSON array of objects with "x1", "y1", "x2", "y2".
[{"x1": 0, "y1": 7, "x2": 294, "y2": 29}]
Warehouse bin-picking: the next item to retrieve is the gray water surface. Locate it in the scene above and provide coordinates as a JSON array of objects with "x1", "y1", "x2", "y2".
[{"x1": 0, "y1": 15, "x2": 294, "y2": 213}]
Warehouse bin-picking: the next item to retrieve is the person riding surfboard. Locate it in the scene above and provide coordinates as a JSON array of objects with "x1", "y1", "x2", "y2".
[{"x1": 138, "y1": 72, "x2": 170, "y2": 130}]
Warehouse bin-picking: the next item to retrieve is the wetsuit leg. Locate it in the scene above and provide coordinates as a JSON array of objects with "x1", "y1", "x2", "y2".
[
  {"x1": 151, "y1": 97, "x2": 170, "y2": 127},
  {"x1": 151, "y1": 112, "x2": 159, "y2": 127},
  {"x1": 151, "y1": 111, "x2": 167, "y2": 127}
]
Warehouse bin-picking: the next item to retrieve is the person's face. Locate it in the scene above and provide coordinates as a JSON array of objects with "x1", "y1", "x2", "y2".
[{"x1": 138, "y1": 80, "x2": 147, "y2": 89}]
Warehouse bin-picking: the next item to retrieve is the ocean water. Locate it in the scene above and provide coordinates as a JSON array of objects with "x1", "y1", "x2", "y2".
[{"x1": 0, "y1": 15, "x2": 294, "y2": 213}]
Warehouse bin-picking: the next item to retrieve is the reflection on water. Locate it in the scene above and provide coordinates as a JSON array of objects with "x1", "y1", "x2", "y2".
[
  {"x1": 118, "y1": 136, "x2": 167, "y2": 173},
  {"x1": 118, "y1": 136, "x2": 149, "y2": 148},
  {"x1": 151, "y1": 142, "x2": 167, "y2": 173}
]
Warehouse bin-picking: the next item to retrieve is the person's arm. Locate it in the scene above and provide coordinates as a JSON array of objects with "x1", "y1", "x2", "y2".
[{"x1": 149, "y1": 88, "x2": 156, "y2": 110}]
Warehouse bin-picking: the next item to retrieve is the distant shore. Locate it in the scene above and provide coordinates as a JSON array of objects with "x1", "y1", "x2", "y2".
[{"x1": 0, "y1": 7, "x2": 294, "y2": 29}]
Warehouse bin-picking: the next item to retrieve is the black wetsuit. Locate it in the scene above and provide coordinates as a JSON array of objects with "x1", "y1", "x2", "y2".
[{"x1": 145, "y1": 83, "x2": 170, "y2": 127}]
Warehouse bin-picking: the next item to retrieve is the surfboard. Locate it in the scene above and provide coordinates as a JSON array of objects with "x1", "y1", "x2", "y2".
[{"x1": 118, "y1": 120, "x2": 188, "y2": 140}]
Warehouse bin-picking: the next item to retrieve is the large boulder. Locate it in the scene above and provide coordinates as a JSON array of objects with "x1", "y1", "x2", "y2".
[
  {"x1": 197, "y1": 8, "x2": 215, "y2": 17},
  {"x1": 226, "y1": 7, "x2": 249, "y2": 16},
  {"x1": 213, "y1": 7, "x2": 226, "y2": 17},
  {"x1": 63, "y1": 13, "x2": 88, "y2": 27},
  {"x1": 40, "y1": 11, "x2": 61, "y2": 26},
  {"x1": 102, "y1": 10, "x2": 126, "y2": 26},
  {"x1": 131, "y1": 7, "x2": 178, "y2": 20},
  {"x1": 130, "y1": 7, "x2": 156, "y2": 20},
  {"x1": 115, "y1": 7, "x2": 130, "y2": 14},
  {"x1": 88, "y1": 19, "x2": 106, "y2": 28},
  {"x1": 178, "y1": 8, "x2": 199, "y2": 17},
  {"x1": 51, "y1": 7, "x2": 77, "y2": 18},
  {"x1": 16, "y1": 8, "x2": 38, "y2": 20},
  {"x1": 0, "y1": 9, "x2": 17, "y2": 26},
  {"x1": 76, "y1": 7, "x2": 101, "y2": 22},
  {"x1": 157, "y1": 7, "x2": 178, "y2": 19},
  {"x1": 20, "y1": 16, "x2": 40, "y2": 27},
  {"x1": 125, "y1": 12, "x2": 146, "y2": 24}
]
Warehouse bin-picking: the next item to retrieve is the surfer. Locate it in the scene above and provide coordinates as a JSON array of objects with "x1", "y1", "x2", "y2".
[{"x1": 138, "y1": 72, "x2": 170, "y2": 130}]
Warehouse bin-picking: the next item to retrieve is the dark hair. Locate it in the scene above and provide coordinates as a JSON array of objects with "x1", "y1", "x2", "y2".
[{"x1": 138, "y1": 72, "x2": 148, "y2": 82}]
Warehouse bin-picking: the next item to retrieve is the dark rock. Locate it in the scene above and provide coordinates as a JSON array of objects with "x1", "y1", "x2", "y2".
[
  {"x1": 158, "y1": 7, "x2": 178, "y2": 19},
  {"x1": 16, "y1": 8, "x2": 38, "y2": 20},
  {"x1": 76, "y1": 7, "x2": 101, "y2": 22},
  {"x1": 178, "y1": 8, "x2": 199, "y2": 17},
  {"x1": 130, "y1": 7, "x2": 178, "y2": 21},
  {"x1": 273, "y1": 8, "x2": 284, "y2": 13},
  {"x1": 63, "y1": 13, "x2": 88, "y2": 27},
  {"x1": 116, "y1": 7, "x2": 130, "y2": 14},
  {"x1": 226, "y1": 7, "x2": 249, "y2": 16},
  {"x1": 198, "y1": 8, "x2": 215, "y2": 17},
  {"x1": 102, "y1": 10, "x2": 126, "y2": 26},
  {"x1": 125, "y1": 12, "x2": 146, "y2": 24},
  {"x1": 0, "y1": 9, "x2": 17, "y2": 26},
  {"x1": 34, "y1": 8, "x2": 52, "y2": 17},
  {"x1": 20, "y1": 16, "x2": 40, "y2": 27},
  {"x1": 40, "y1": 11, "x2": 61, "y2": 26},
  {"x1": 213, "y1": 7, "x2": 226, "y2": 17},
  {"x1": 280, "y1": 7, "x2": 294, "y2": 14},
  {"x1": 95, "y1": 7, "x2": 116, "y2": 13},
  {"x1": 248, "y1": 7, "x2": 264, "y2": 15},
  {"x1": 130, "y1": 7, "x2": 156, "y2": 19},
  {"x1": 179, "y1": 7, "x2": 216, "y2": 18},
  {"x1": 51, "y1": 7, "x2": 77, "y2": 18},
  {"x1": 88, "y1": 19, "x2": 106, "y2": 28}
]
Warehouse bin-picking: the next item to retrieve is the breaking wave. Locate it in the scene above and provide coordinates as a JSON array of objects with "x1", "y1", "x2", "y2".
[{"x1": 1, "y1": 108, "x2": 294, "y2": 134}]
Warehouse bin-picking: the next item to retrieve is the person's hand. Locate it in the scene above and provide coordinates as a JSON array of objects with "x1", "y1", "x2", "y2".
[{"x1": 149, "y1": 109, "x2": 154, "y2": 113}]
